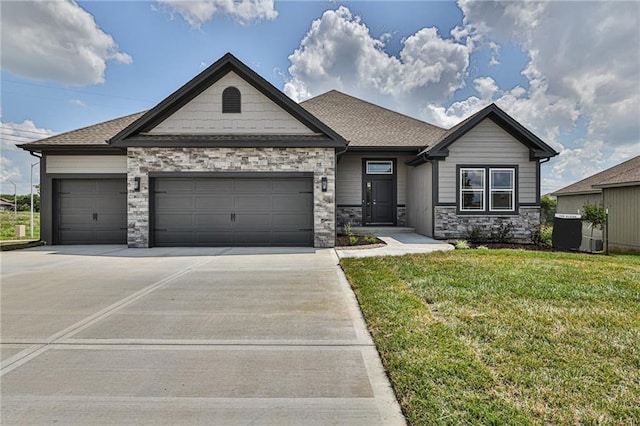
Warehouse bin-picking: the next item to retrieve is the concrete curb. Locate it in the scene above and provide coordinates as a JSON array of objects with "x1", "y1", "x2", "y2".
[{"x1": 0, "y1": 240, "x2": 45, "y2": 251}]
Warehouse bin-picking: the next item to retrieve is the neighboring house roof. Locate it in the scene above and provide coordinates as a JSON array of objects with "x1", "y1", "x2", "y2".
[
  {"x1": 0, "y1": 197, "x2": 13, "y2": 206},
  {"x1": 17, "y1": 111, "x2": 146, "y2": 151},
  {"x1": 554, "y1": 155, "x2": 640, "y2": 195},
  {"x1": 418, "y1": 103, "x2": 558, "y2": 161},
  {"x1": 300, "y1": 90, "x2": 446, "y2": 150},
  {"x1": 110, "y1": 52, "x2": 346, "y2": 149}
]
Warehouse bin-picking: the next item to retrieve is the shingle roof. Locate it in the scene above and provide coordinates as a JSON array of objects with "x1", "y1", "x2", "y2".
[
  {"x1": 300, "y1": 90, "x2": 446, "y2": 148},
  {"x1": 553, "y1": 155, "x2": 640, "y2": 195},
  {"x1": 18, "y1": 111, "x2": 146, "y2": 149}
]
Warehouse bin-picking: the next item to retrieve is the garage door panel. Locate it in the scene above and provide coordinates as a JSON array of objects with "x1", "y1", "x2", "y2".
[
  {"x1": 234, "y1": 195, "x2": 271, "y2": 211},
  {"x1": 272, "y1": 195, "x2": 312, "y2": 212},
  {"x1": 273, "y1": 179, "x2": 312, "y2": 192},
  {"x1": 195, "y1": 214, "x2": 231, "y2": 226},
  {"x1": 272, "y1": 214, "x2": 312, "y2": 227},
  {"x1": 195, "y1": 196, "x2": 232, "y2": 210},
  {"x1": 155, "y1": 213, "x2": 195, "y2": 228},
  {"x1": 97, "y1": 180, "x2": 127, "y2": 193},
  {"x1": 234, "y1": 180, "x2": 271, "y2": 192},
  {"x1": 154, "y1": 231, "x2": 195, "y2": 245},
  {"x1": 155, "y1": 179, "x2": 196, "y2": 192},
  {"x1": 60, "y1": 180, "x2": 98, "y2": 193},
  {"x1": 196, "y1": 232, "x2": 233, "y2": 245},
  {"x1": 59, "y1": 214, "x2": 95, "y2": 227},
  {"x1": 273, "y1": 231, "x2": 314, "y2": 245},
  {"x1": 95, "y1": 229, "x2": 127, "y2": 243},
  {"x1": 96, "y1": 213, "x2": 128, "y2": 228},
  {"x1": 96, "y1": 196, "x2": 126, "y2": 210},
  {"x1": 59, "y1": 196, "x2": 97, "y2": 210},
  {"x1": 55, "y1": 179, "x2": 126, "y2": 245},
  {"x1": 155, "y1": 196, "x2": 195, "y2": 210},
  {"x1": 234, "y1": 214, "x2": 272, "y2": 228},
  {"x1": 195, "y1": 179, "x2": 233, "y2": 192},
  {"x1": 153, "y1": 177, "x2": 313, "y2": 247}
]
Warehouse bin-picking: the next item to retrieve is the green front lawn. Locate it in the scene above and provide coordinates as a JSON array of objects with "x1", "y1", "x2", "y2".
[
  {"x1": 0, "y1": 211, "x2": 40, "y2": 240},
  {"x1": 341, "y1": 250, "x2": 640, "y2": 425}
]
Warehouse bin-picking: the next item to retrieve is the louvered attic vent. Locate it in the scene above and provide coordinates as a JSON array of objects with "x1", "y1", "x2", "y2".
[{"x1": 222, "y1": 86, "x2": 241, "y2": 113}]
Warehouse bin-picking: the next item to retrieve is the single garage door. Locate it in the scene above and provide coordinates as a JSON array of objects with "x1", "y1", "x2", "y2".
[
  {"x1": 153, "y1": 177, "x2": 313, "y2": 247},
  {"x1": 55, "y1": 179, "x2": 127, "y2": 244}
]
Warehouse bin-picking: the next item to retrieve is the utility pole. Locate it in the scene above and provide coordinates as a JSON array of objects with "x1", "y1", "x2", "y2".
[
  {"x1": 8, "y1": 180, "x2": 17, "y2": 219},
  {"x1": 30, "y1": 162, "x2": 40, "y2": 238}
]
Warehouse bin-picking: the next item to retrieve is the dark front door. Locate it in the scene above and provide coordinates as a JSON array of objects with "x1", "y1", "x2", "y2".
[{"x1": 364, "y1": 177, "x2": 395, "y2": 224}]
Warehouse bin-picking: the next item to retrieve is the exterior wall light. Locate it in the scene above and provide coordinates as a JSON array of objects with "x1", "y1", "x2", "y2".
[
  {"x1": 134, "y1": 177, "x2": 141, "y2": 192},
  {"x1": 321, "y1": 177, "x2": 328, "y2": 192}
]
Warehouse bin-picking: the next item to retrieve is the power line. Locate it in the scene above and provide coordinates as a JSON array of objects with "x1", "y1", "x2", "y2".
[
  {"x1": 2, "y1": 79, "x2": 155, "y2": 103},
  {"x1": 0, "y1": 128, "x2": 55, "y2": 137}
]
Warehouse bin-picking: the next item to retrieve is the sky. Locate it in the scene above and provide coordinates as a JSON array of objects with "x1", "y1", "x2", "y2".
[{"x1": 1, "y1": 0, "x2": 639, "y2": 195}]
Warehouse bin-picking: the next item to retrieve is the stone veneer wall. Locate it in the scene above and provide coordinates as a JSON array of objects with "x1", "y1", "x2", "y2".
[
  {"x1": 434, "y1": 206, "x2": 540, "y2": 242},
  {"x1": 336, "y1": 205, "x2": 406, "y2": 228},
  {"x1": 127, "y1": 147, "x2": 335, "y2": 248},
  {"x1": 337, "y1": 206, "x2": 363, "y2": 227}
]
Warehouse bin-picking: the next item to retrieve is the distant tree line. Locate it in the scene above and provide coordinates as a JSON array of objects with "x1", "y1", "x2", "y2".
[{"x1": 1, "y1": 194, "x2": 40, "y2": 212}]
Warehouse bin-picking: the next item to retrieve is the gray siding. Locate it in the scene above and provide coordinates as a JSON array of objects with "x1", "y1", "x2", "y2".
[
  {"x1": 149, "y1": 72, "x2": 314, "y2": 135},
  {"x1": 438, "y1": 119, "x2": 537, "y2": 204},
  {"x1": 336, "y1": 154, "x2": 410, "y2": 205},
  {"x1": 604, "y1": 186, "x2": 640, "y2": 252},
  {"x1": 406, "y1": 162, "x2": 433, "y2": 236},
  {"x1": 556, "y1": 193, "x2": 602, "y2": 214}
]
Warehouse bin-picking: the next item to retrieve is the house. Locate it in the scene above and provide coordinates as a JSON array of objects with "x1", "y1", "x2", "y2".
[
  {"x1": 0, "y1": 197, "x2": 14, "y2": 212},
  {"x1": 19, "y1": 53, "x2": 557, "y2": 248},
  {"x1": 554, "y1": 155, "x2": 640, "y2": 252}
]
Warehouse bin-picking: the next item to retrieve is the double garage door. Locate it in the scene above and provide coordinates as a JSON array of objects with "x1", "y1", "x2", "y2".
[{"x1": 55, "y1": 176, "x2": 314, "y2": 247}]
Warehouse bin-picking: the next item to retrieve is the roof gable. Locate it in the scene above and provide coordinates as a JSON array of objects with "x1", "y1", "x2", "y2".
[
  {"x1": 421, "y1": 103, "x2": 558, "y2": 160},
  {"x1": 110, "y1": 53, "x2": 346, "y2": 148},
  {"x1": 554, "y1": 155, "x2": 640, "y2": 195}
]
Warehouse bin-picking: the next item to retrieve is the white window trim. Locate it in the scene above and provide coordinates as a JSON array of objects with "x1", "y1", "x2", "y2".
[
  {"x1": 366, "y1": 160, "x2": 393, "y2": 175},
  {"x1": 460, "y1": 168, "x2": 486, "y2": 211},
  {"x1": 489, "y1": 168, "x2": 515, "y2": 212}
]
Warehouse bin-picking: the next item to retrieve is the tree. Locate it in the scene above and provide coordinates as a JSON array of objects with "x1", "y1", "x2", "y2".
[
  {"x1": 581, "y1": 202, "x2": 606, "y2": 242},
  {"x1": 540, "y1": 195, "x2": 557, "y2": 225}
]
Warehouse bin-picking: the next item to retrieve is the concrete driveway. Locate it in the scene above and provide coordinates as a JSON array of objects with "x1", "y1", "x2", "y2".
[{"x1": 1, "y1": 246, "x2": 404, "y2": 425}]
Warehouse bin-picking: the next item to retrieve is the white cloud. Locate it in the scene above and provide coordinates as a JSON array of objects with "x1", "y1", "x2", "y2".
[
  {"x1": 473, "y1": 76, "x2": 499, "y2": 99},
  {"x1": 69, "y1": 99, "x2": 88, "y2": 107},
  {"x1": 1, "y1": 121, "x2": 56, "y2": 193},
  {"x1": 0, "y1": 0, "x2": 132, "y2": 86},
  {"x1": 455, "y1": 0, "x2": 640, "y2": 182},
  {"x1": 285, "y1": 6, "x2": 471, "y2": 115},
  {"x1": 157, "y1": 0, "x2": 277, "y2": 28}
]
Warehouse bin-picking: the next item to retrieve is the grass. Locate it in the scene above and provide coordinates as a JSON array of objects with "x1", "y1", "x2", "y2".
[
  {"x1": 0, "y1": 211, "x2": 40, "y2": 240},
  {"x1": 341, "y1": 250, "x2": 640, "y2": 425}
]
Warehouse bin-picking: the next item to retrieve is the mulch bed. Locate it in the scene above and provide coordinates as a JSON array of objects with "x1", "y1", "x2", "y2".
[
  {"x1": 336, "y1": 234, "x2": 386, "y2": 248},
  {"x1": 467, "y1": 242, "x2": 555, "y2": 251}
]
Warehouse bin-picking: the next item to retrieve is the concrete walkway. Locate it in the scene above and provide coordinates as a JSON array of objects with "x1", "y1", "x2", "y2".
[
  {"x1": 1, "y1": 246, "x2": 405, "y2": 425},
  {"x1": 336, "y1": 231, "x2": 454, "y2": 258}
]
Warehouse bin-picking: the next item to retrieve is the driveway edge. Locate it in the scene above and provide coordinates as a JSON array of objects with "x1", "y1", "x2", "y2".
[{"x1": 330, "y1": 249, "x2": 407, "y2": 425}]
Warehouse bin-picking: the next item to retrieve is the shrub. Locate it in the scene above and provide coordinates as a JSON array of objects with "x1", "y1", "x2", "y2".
[
  {"x1": 490, "y1": 222, "x2": 514, "y2": 243},
  {"x1": 540, "y1": 195, "x2": 557, "y2": 225},
  {"x1": 349, "y1": 235, "x2": 359, "y2": 246},
  {"x1": 466, "y1": 226, "x2": 484, "y2": 243},
  {"x1": 453, "y1": 240, "x2": 470, "y2": 249}
]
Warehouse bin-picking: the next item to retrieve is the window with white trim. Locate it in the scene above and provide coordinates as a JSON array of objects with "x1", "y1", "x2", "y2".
[
  {"x1": 489, "y1": 169, "x2": 515, "y2": 211},
  {"x1": 459, "y1": 166, "x2": 516, "y2": 213},
  {"x1": 460, "y1": 168, "x2": 485, "y2": 211},
  {"x1": 366, "y1": 161, "x2": 393, "y2": 175}
]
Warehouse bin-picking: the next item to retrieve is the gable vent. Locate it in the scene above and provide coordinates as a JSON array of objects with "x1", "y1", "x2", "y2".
[{"x1": 222, "y1": 86, "x2": 241, "y2": 113}]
